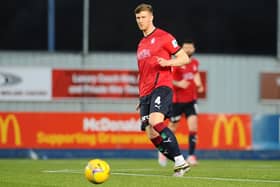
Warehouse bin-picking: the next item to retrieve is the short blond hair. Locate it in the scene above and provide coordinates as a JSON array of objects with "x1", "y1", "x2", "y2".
[{"x1": 134, "y1": 3, "x2": 153, "y2": 14}]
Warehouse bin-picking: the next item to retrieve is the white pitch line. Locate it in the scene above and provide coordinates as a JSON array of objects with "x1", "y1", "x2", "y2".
[
  {"x1": 42, "y1": 169, "x2": 280, "y2": 184},
  {"x1": 112, "y1": 168, "x2": 156, "y2": 171},
  {"x1": 112, "y1": 172, "x2": 280, "y2": 184},
  {"x1": 42, "y1": 169, "x2": 82, "y2": 174}
]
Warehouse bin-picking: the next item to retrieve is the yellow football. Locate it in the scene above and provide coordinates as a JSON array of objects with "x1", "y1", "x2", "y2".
[{"x1": 84, "y1": 159, "x2": 111, "y2": 184}]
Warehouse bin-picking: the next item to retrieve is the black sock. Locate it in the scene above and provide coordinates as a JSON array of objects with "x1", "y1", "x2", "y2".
[
  {"x1": 151, "y1": 136, "x2": 174, "y2": 161},
  {"x1": 153, "y1": 122, "x2": 181, "y2": 160},
  {"x1": 189, "y1": 131, "x2": 197, "y2": 155}
]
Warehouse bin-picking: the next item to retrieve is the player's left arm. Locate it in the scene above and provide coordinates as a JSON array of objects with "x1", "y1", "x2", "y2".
[
  {"x1": 194, "y1": 72, "x2": 204, "y2": 93},
  {"x1": 157, "y1": 49, "x2": 189, "y2": 67}
]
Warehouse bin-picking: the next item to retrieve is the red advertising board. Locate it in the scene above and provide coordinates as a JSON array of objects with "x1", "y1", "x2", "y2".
[
  {"x1": 0, "y1": 112, "x2": 251, "y2": 150},
  {"x1": 52, "y1": 69, "x2": 207, "y2": 99},
  {"x1": 52, "y1": 70, "x2": 139, "y2": 98},
  {"x1": 195, "y1": 114, "x2": 252, "y2": 150}
]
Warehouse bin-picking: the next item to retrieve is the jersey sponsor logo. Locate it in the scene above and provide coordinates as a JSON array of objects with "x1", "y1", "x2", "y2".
[
  {"x1": 137, "y1": 49, "x2": 151, "y2": 60},
  {"x1": 0, "y1": 114, "x2": 22, "y2": 146},
  {"x1": 183, "y1": 72, "x2": 194, "y2": 80},
  {"x1": 212, "y1": 115, "x2": 247, "y2": 148}
]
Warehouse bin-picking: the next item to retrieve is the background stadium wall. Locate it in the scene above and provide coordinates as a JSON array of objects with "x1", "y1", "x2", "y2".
[{"x1": 0, "y1": 52, "x2": 279, "y2": 114}]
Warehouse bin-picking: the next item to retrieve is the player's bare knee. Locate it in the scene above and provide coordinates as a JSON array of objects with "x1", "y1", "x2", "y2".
[{"x1": 145, "y1": 126, "x2": 159, "y2": 139}]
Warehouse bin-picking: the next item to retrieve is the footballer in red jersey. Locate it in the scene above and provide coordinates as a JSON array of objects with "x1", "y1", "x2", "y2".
[
  {"x1": 158, "y1": 39, "x2": 204, "y2": 167},
  {"x1": 134, "y1": 3, "x2": 190, "y2": 176},
  {"x1": 137, "y1": 28, "x2": 180, "y2": 97},
  {"x1": 172, "y1": 57, "x2": 200, "y2": 103}
]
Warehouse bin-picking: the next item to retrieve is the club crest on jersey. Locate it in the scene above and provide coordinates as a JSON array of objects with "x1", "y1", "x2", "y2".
[
  {"x1": 150, "y1": 37, "x2": 155, "y2": 44},
  {"x1": 172, "y1": 39, "x2": 178, "y2": 48}
]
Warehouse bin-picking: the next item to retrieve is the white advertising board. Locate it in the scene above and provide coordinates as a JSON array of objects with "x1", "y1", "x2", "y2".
[{"x1": 0, "y1": 67, "x2": 51, "y2": 101}]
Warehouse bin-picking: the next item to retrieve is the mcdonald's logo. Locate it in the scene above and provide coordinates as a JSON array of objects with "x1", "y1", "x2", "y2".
[
  {"x1": 0, "y1": 114, "x2": 22, "y2": 146},
  {"x1": 212, "y1": 115, "x2": 246, "y2": 147}
]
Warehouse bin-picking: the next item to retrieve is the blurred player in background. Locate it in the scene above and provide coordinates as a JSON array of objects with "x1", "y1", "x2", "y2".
[
  {"x1": 134, "y1": 3, "x2": 191, "y2": 176},
  {"x1": 158, "y1": 39, "x2": 204, "y2": 167}
]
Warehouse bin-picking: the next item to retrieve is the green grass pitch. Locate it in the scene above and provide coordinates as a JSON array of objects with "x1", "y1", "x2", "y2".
[{"x1": 0, "y1": 159, "x2": 279, "y2": 187}]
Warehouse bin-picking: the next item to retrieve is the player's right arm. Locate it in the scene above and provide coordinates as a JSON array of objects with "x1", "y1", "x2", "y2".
[{"x1": 157, "y1": 49, "x2": 189, "y2": 67}]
